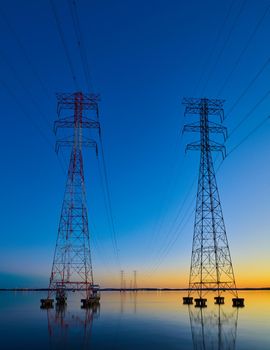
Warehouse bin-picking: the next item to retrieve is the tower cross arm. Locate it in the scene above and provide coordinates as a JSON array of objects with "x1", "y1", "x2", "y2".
[
  {"x1": 186, "y1": 141, "x2": 226, "y2": 158},
  {"x1": 183, "y1": 121, "x2": 227, "y2": 139},
  {"x1": 54, "y1": 117, "x2": 100, "y2": 133},
  {"x1": 182, "y1": 97, "x2": 225, "y2": 121},
  {"x1": 55, "y1": 139, "x2": 98, "y2": 155}
]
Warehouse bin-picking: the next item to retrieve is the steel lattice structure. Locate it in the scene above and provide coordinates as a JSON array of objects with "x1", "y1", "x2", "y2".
[
  {"x1": 48, "y1": 92, "x2": 100, "y2": 300},
  {"x1": 183, "y1": 97, "x2": 238, "y2": 298}
]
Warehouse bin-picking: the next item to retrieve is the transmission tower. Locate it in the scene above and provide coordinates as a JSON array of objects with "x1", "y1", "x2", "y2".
[
  {"x1": 120, "y1": 270, "x2": 125, "y2": 292},
  {"x1": 41, "y1": 92, "x2": 101, "y2": 309},
  {"x1": 133, "y1": 270, "x2": 137, "y2": 291},
  {"x1": 182, "y1": 98, "x2": 244, "y2": 308}
]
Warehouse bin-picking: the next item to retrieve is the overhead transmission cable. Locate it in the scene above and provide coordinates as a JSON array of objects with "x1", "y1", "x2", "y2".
[
  {"x1": 225, "y1": 56, "x2": 270, "y2": 119},
  {"x1": 49, "y1": 0, "x2": 79, "y2": 90},
  {"x1": 0, "y1": 6, "x2": 51, "y2": 99},
  {"x1": 217, "y1": 2, "x2": 270, "y2": 97},
  {"x1": 229, "y1": 88, "x2": 270, "y2": 138},
  {"x1": 51, "y1": 0, "x2": 119, "y2": 272},
  {"x1": 151, "y1": 104, "x2": 270, "y2": 274},
  {"x1": 68, "y1": 0, "x2": 93, "y2": 92},
  {"x1": 68, "y1": 0, "x2": 120, "y2": 265},
  {"x1": 146, "y1": 2, "x2": 270, "y2": 277},
  {"x1": 201, "y1": 0, "x2": 247, "y2": 95},
  {"x1": 193, "y1": 0, "x2": 234, "y2": 96},
  {"x1": 0, "y1": 79, "x2": 59, "y2": 159},
  {"x1": 146, "y1": 132, "x2": 184, "y2": 253},
  {"x1": 145, "y1": 154, "x2": 223, "y2": 276},
  {"x1": 227, "y1": 115, "x2": 270, "y2": 158},
  {"x1": 0, "y1": 10, "x2": 68, "y2": 172},
  {"x1": 97, "y1": 155, "x2": 120, "y2": 263}
]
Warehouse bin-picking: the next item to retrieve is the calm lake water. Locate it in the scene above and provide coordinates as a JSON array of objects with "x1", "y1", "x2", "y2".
[{"x1": 0, "y1": 291, "x2": 269, "y2": 349}]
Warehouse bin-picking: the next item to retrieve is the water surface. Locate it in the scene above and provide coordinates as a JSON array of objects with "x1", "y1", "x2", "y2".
[{"x1": 0, "y1": 291, "x2": 269, "y2": 349}]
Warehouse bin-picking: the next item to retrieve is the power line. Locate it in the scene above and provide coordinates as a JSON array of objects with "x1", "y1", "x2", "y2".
[
  {"x1": 0, "y1": 6, "x2": 51, "y2": 99},
  {"x1": 49, "y1": 0, "x2": 79, "y2": 90},
  {"x1": 201, "y1": 0, "x2": 247, "y2": 95},
  {"x1": 146, "y1": 133, "x2": 184, "y2": 253},
  {"x1": 0, "y1": 50, "x2": 68, "y2": 172},
  {"x1": 150, "y1": 203, "x2": 195, "y2": 276},
  {"x1": 145, "y1": 152, "x2": 222, "y2": 276},
  {"x1": 98, "y1": 132, "x2": 120, "y2": 265},
  {"x1": 217, "y1": 2, "x2": 270, "y2": 97},
  {"x1": 0, "y1": 48, "x2": 52, "y2": 129},
  {"x1": 67, "y1": 0, "x2": 120, "y2": 266},
  {"x1": 68, "y1": 0, "x2": 93, "y2": 91},
  {"x1": 229, "y1": 87, "x2": 270, "y2": 138},
  {"x1": 146, "y1": 176, "x2": 197, "y2": 273},
  {"x1": 227, "y1": 115, "x2": 270, "y2": 158},
  {"x1": 0, "y1": 79, "x2": 62, "y2": 164},
  {"x1": 50, "y1": 0, "x2": 120, "y2": 268},
  {"x1": 193, "y1": 0, "x2": 234, "y2": 96},
  {"x1": 97, "y1": 154, "x2": 120, "y2": 265},
  {"x1": 225, "y1": 56, "x2": 270, "y2": 119}
]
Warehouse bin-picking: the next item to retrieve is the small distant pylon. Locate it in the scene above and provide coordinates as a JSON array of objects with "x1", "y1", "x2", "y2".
[
  {"x1": 182, "y1": 97, "x2": 244, "y2": 307},
  {"x1": 133, "y1": 270, "x2": 137, "y2": 291},
  {"x1": 120, "y1": 270, "x2": 125, "y2": 292},
  {"x1": 41, "y1": 92, "x2": 101, "y2": 309}
]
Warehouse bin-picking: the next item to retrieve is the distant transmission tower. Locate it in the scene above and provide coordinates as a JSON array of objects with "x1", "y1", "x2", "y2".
[
  {"x1": 120, "y1": 270, "x2": 124, "y2": 292},
  {"x1": 133, "y1": 270, "x2": 137, "y2": 291},
  {"x1": 182, "y1": 98, "x2": 244, "y2": 308},
  {"x1": 41, "y1": 92, "x2": 101, "y2": 309}
]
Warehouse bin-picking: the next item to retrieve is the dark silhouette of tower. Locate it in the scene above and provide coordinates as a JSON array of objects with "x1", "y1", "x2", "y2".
[
  {"x1": 182, "y1": 98, "x2": 244, "y2": 308},
  {"x1": 120, "y1": 270, "x2": 124, "y2": 291},
  {"x1": 41, "y1": 92, "x2": 100, "y2": 309},
  {"x1": 133, "y1": 270, "x2": 137, "y2": 290}
]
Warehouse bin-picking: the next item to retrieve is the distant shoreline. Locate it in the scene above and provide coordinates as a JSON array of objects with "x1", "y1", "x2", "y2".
[{"x1": 0, "y1": 287, "x2": 270, "y2": 292}]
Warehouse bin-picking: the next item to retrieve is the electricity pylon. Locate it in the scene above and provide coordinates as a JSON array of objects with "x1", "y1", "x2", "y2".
[
  {"x1": 133, "y1": 270, "x2": 137, "y2": 290},
  {"x1": 120, "y1": 270, "x2": 125, "y2": 292},
  {"x1": 182, "y1": 98, "x2": 244, "y2": 308},
  {"x1": 41, "y1": 92, "x2": 101, "y2": 309}
]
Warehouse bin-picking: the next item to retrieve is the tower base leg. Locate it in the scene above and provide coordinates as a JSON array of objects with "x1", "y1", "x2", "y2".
[
  {"x1": 194, "y1": 298, "x2": 207, "y2": 308},
  {"x1": 183, "y1": 297, "x2": 193, "y2": 305},
  {"x1": 232, "y1": 298, "x2": 245, "y2": 308}
]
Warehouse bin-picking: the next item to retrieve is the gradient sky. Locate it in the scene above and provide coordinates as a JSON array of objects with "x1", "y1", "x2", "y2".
[{"x1": 0, "y1": 0, "x2": 270, "y2": 288}]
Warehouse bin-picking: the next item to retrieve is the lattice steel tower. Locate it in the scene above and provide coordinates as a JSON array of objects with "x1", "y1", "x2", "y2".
[
  {"x1": 41, "y1": 92, "x2": 101, "y2": 309},
  {"x1": 182, "y1": 98, "x2": 244, "y2": 308}
]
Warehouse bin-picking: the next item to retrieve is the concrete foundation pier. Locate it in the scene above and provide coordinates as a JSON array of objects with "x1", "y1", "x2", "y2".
[
  {"x1": 214, "y1": 296, "x2": 225, "y2": 305},
  {"x1": 183, "y1": 297, "x2": 193, "y2": 305},
  {"x1": 232, "y1": 298, "x2": 245, "y2": 308},
  {"x1": 40, "y1": 298, "x2": 54, "y2": 309},
  {"x1": 194, "y1": 298, "x2": 207, "y2": 308},
  {"x1": 56, "y1": 296, "x2": 67, "y2": 306},
  {"x1": 81, "y1": 297, "x2": 100, "y2": 309}
]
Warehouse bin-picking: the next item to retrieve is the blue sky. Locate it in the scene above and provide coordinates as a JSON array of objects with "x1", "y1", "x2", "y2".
[{"x1": 0, "y1": 0, "x2": 270, "y2": 288}]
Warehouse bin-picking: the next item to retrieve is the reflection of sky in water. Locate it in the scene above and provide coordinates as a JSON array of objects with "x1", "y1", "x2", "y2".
[{"x1": 0, "y1": 291, "x2": 269, "y2": 349}]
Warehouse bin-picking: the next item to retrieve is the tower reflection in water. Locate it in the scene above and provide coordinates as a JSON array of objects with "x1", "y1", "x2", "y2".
[
  {"x1": 189, "y1": 304, "x2": 238, "y2": 350},
  {"x1": 46, "y1": 303, "x2": 100, "y2": 348}
]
